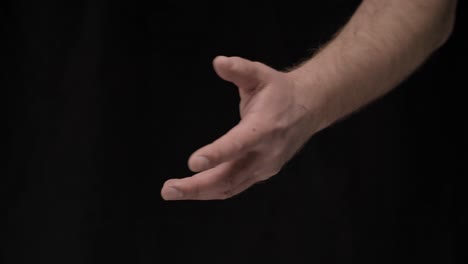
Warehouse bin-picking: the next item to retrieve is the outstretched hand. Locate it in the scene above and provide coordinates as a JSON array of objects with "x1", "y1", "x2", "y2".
[{"x1": 161, "y1": 56, "x2": 317, "y2": 200}]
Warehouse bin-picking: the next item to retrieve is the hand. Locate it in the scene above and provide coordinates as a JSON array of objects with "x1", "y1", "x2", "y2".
[{"x1": 161, "y1": 56, "x2": 317, "y2": 200}]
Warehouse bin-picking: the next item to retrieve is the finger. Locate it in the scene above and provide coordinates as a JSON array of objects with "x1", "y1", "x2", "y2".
[
  {"x1": 161, "y1": 164, "x2": 233, "y2": 201},
  {"x1": 162, "y1": 154, "x2": 257, "y2": 200},
  {"x1": 188, "y1": 118, "x2": 262, "y2": 172},
  {"x1": 213, "y1": 56, "x2": 269, "y2": 92}
]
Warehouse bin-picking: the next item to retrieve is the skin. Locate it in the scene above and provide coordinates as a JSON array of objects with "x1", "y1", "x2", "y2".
[{"x1": 161, "y1": 0, "x2": 457, "y2": 200}]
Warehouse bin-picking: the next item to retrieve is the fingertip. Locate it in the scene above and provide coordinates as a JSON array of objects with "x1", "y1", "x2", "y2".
[
  {"x1": 213, "y1": 55, "x2": 233, "y2": 75},
  {"x1": 188, "y1": 155, "x2": 212, "y2": 172},
  {"x1": 161, "y1": 182, "x2": 184, "y2": 201},
  {"x1": 213, "y1": 55, "x2": 230, "y2": 66}
]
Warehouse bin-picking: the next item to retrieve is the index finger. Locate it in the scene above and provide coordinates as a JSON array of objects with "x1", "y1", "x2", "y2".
[{"x1": 188, "y1": 118, "x2": 263, "y2": 172}]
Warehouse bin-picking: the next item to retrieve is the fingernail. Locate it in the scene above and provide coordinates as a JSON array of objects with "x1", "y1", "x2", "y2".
[
  {"x1": 192, "y1": 156, "x2": 211, "y2": 171},
  {"x1": 163, "y1": 187, "x2": 184, "y2": 200}
]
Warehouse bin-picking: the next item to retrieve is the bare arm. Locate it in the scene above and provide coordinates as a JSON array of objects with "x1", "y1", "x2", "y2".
[
  {"x1": 289, "y1": 0, "x2": 457, "y2": 134},
  {"x1": 161, "y1": 0, "x2": 457, "y2": 200}
]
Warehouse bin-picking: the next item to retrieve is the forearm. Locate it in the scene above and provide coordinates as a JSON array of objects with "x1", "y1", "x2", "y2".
[{"x1": 288, "y1": 0, "x2": 457, "y2": 134}]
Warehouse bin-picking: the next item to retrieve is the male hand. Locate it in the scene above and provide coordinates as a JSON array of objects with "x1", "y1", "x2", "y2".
[
  {"x1": 161, "y1": 56, "x2": 316, "y2": 200},
  {"x1": 161, "y1": 0, "x2": 458, "y2": 201}
]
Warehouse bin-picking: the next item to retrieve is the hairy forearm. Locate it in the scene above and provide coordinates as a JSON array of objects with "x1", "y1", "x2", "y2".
[{"x1": 288, "y1": 0, "x2": 457, "y2": 134}]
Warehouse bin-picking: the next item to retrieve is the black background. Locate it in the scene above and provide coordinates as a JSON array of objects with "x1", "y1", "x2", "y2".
[{"x1": 3, "y1": 1, "x2": 466, "y2": 263}]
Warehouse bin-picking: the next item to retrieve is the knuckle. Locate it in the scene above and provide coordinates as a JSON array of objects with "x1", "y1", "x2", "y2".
[
  {"x1": 231, "y1": 139, "x2": 246, "y2": 153},
  {"x1": 271, "y1": 123, "x2": 289, "y2": 140},
  {"x1": 256, "y1": 166, "x2": 282, "y2": 181},
  {"x1": 257, "y1": 145, "x2": 284, "y2": 164},
  {"x1": 214, "y1": 175, "x2": 236, "y2": 200},
  {"x1": 270, "y1": 147, "x2": 285, "y2": 160},
  {"x1": 222, "y1": 175, "x2": 235, "y2": 190}
]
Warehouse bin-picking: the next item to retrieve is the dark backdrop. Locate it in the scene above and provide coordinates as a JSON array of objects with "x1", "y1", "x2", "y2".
[{"x1": 3, "y1": 1, "x2": 465, "y2": 263}]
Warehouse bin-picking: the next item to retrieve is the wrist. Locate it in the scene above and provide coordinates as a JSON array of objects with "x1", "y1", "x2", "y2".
[{"x1": 286, "y1": 64, "x2": 337, "y2": 136}]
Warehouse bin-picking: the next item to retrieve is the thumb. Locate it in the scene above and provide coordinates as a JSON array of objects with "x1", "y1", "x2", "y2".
[{"x1": 213, "y1": 56, "x2": 268, "y2": 92}]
